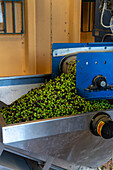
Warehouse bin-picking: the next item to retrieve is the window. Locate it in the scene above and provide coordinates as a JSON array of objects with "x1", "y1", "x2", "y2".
[{"x1": 0, "y1": 0, "x2": 24, "y2": 34}]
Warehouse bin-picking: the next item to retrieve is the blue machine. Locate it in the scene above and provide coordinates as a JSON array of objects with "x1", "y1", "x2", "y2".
[{"x1": 52, "y1": 42, "x2": 113, "y2": 100}]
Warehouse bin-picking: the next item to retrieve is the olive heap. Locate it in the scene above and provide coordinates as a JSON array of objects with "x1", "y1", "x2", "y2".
[{"x1": 1, "y1": 60, "x2": 113, "y2": 125}]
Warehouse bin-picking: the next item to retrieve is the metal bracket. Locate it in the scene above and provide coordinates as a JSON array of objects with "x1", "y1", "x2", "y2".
[
  {"x1": 43, "y1": 156, "x2": 54, "y2": 170},
  {"x1": 53, "y1": 46, "x2": 113, "y2": 57},
  {"x1": 0, "y1": 143, "x2": 4, "y2": 156}
]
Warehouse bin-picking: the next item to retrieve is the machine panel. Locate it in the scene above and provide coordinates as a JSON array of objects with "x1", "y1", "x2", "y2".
[
  {"x1": 52, "y1": 42, "x2": 113, "y2": 100},
  {"x1": 76, "y1": 52, "x2": 113, "y2": 100}
]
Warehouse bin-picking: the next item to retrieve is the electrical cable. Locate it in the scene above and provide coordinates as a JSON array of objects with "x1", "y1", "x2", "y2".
[
  {"x1": 101, "y1": 2, "x2": 113, "y2": 28},
  {"x1": 102, "y1": 33, "x2": 113, "y2": 42}
]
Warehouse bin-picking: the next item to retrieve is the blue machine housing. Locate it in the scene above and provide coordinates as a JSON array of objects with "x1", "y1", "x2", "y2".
[
  {"x1": 52, "y1": 43, "x2": 87, "y2": 78},
  {"x1": 76, "y1": 52, "x2": 113, "y2": 100},
  {"x1": 52, "y1": 42, "x2": 113, "y2": 100}
]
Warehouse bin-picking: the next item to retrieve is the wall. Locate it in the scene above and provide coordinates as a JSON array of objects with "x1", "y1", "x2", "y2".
[
  {"x1": 0, "y1": 0, "x2": 81, "y2": 77},
  {"x1": 36, "y1": 0, "x2": 82, "y2": 74},
  {"x1": 0, "y1": 35, "x2": 25, "y2": 77},
  {"x1": 0, "y1": 1, "x2": 26, "y2": 77}
]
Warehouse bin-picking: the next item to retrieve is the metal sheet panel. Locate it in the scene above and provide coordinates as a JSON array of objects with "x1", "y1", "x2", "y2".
[
  {"x1": 0, "y1": 151, "x2": 30, "y2": 170},
  {"x1": 0, "y1": 74, "x2": 51, "y2": 105},
  {"x1": 6, "y1": 129, "x2": 113, "y2": 168},
  {"x1": 2, "y1": 110, "x2": 113, "y2": 168},
  {"x1": 76, "y1": 52, "x2": 113, "y2": 100},
  {"x1": 0, "y1": 83, "x2": 42, "y2": 105},
  {"x1": 2, "y1": 113, "x2": 90, "y2": 144}
]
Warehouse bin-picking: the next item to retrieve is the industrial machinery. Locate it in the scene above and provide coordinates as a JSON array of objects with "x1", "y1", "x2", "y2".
[
  {"x1": 1, "y1": 0, "x2": 113, "y2": 169},
  {"x1": 93, "y1": 0, "x2": 113, "y2": 42},
  {"x1": 1, "y1": 2, "x2": 113, "y2": 169},
  {"x1": 0, "y1": 42, "x2": 113, "y2": 169},
  {"x1": 52, "y1": 42, "x2": 113, "y2": 100}
]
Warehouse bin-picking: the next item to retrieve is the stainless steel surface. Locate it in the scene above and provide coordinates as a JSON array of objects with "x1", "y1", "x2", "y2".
[
  {"x1": 3, "y1": 110, "x2": 113, "y2": 144},
  {"x1": 0, "y1": 165, "x2": 12, "y2": 170},
  {"x1": 78, "y1": 167, "x2": 94, "y2": 170},
  {"x1": 0, "y1": 83, "x2": 42, "y2": 105},
  {"x1": 6, "y1": 128, "x2": 113, "y2": 168},
  {"x1": 53, "y1": 46, "x2": 113, "y2": 57},
  {"x1": 0, "y1": 75, "x2": 113, "y2": 168},
  {"x1": 2, "y1": 113, "x2": 91, "y2": 144},
  {"x1": 0, "y1": 143, "x2": 4, "y2": 156},
  {"x1": 43, "y1": 156, "x2": 55, "y2": 170},
  {"x1": 3, "y1": 144, "x2": 96, "y2": 170},
  {"x1": 0, "y1": 151, "x2": 30, "y2": 170},
  {"x1": 2, "y1": 110, "x2": 113, "y2": 168},
  {"x1": 3, "y1": 144, "x2": 82, "y2": 169}
]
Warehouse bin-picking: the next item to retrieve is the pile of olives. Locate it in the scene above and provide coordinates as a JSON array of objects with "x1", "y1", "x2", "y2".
[{"x1": 1, "y1": 60, "x2": 113, "y2": 124}]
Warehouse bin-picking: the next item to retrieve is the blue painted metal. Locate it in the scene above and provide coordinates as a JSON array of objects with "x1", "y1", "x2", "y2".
[
  {"x1": 52, "y1": 42, "x2": 113, "y2": 50},
  {"x1": 52, "y1": 55, "x2": 64, "y2": 78},
  {"x1": 52, "y1": 43, "x2": 88, "y2": 78},
  {"x1": 52, "y1": 42, "x2": 113, "y2": 100},
  {"x1": 0, "y1": 74, "x2": 51, "y2": 86},
  {"x1": 52, "y1": 42, "x2": 113, "y2": 78},
  {"x1": 76, "y1": 52, "x2": 113, "y2": 100}
]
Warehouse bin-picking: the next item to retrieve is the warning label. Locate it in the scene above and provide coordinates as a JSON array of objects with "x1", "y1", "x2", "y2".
[{"x1": 97, "y1": 121, "x2": 105, "y2": 136}]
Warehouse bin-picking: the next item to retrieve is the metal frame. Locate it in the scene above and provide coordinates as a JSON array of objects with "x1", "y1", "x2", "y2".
[
  {"x1": 1, "y1": 110, "x2": 113, "y2": 169},
  {"x1": 52, "y1": 42, "x2": 113, "y2": 78},
  {"x1": 0, "y1": 74, "x2": 51, "y2": 86},
  {"x1": 1, "y1": 96, "x2": 112, "y2": 169}
]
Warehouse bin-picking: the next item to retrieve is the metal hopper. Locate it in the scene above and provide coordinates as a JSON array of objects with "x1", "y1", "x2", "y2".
[
  {"x1": 0, "y1": 42, "x2": 113, "y2": 169},
  {"x1": 0, "y1": 76, "x2": 112, "y2": 170}
]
